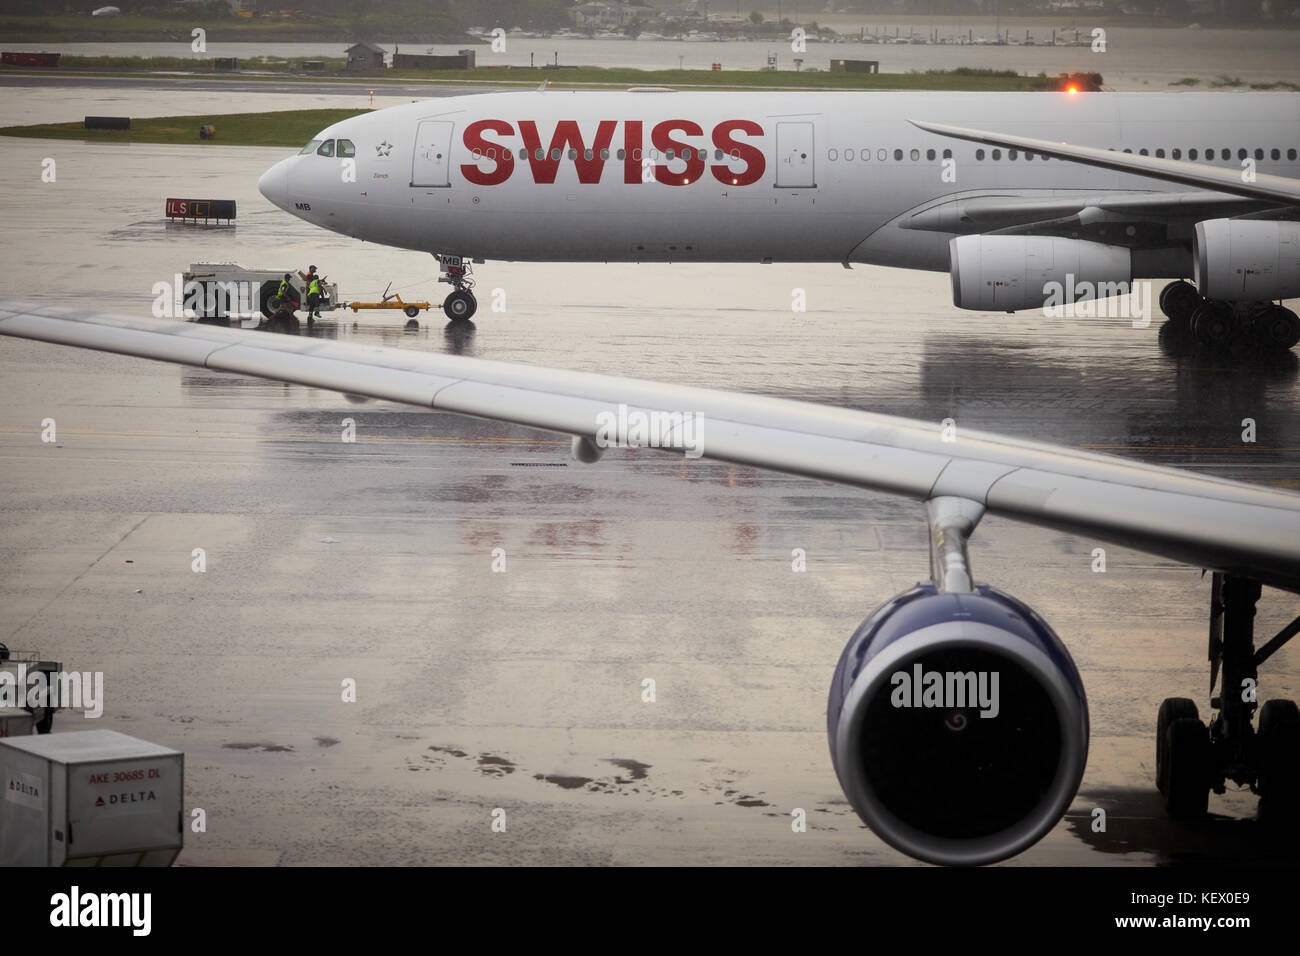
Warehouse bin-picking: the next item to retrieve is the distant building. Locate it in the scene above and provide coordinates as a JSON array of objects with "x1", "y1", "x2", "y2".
[
  {"x1": 574, "y1": 2, "x2": 619, "y2": 26},
  {"x1": 660, "y1": 0, "x2": 707, "y2": 19},
  {"x1": 575, "y1": 1, "x2": 661, "y2": 27},
  {"x1": 831, "y1": 58, "x2": 880, "y2": 74},
  {"x1": 393, "y1": 50, "x2": 476, "y2": 70},
  {"x1": 345, "y1": 42, "x2": 388, "y2": 71},
  {"x1": 623, "y1": 4, "x2": 661, "y2": 24}
]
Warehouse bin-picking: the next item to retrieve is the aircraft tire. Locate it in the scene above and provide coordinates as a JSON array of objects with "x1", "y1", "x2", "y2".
[
  {"x1": 1158, "y1": 280, "x2": 1200, "y2": 325},
  {"x1": 1190, "y1": 301, "x2": 1235, "y2": 347},
  {"x1": 1157, "y1": 697, "x2": 1199, "y2": 795},
  {"x1": 1258, "y1": 703, "x2": 1300, "y2": 826},
  {"x1": 1164, "y1": 717, "x2": 1211, "y2": 820},
  {"x1": 444, "y1": 290, "x2": 477, "y2": 323},
  {"x1": 1257, "y1": 306, "x2": 1300, "y2": 351}
]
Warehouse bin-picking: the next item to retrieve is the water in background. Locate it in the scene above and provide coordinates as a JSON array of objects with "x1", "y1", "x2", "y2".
[{"x1": 4, "y1": 26, "x2": 1300, "y2": 90}]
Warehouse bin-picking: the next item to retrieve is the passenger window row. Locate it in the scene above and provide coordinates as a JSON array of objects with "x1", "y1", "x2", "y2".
[
  {"x1": 823, "y1": 145, "x2": 1298, "y2": 163},
  {"x1": 1121, "y1": 146, "x2": 1296, "y2": 161},
  {"x1": 968, "y1": 146, "x2": 1296, "y2": 162},
  {"x1": 827, "y1": 148, "x2": 954, "y2": 162}
]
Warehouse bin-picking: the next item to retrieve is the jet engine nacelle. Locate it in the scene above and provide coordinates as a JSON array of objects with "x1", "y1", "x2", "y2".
[
  {"x1": 1194, "y1": 218, "x2": 1300, "y2": 302},
  {"x1": 827, "y1": 583, "x2": 1089, "y2": 866},
  {"x1": 949, "y1": 235, "x2": 1132, "y2": 312}
]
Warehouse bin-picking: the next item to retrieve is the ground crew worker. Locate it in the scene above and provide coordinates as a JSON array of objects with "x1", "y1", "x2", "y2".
[
  {"x1": 298, "y1": 265, "x2": 323, "y2": 318},
  {"x1": 275, "y1": 273, "x2": 295, "y2": 310},
  {"x1": 306, "y1": 273, "x2": 323, "y2": 318}
]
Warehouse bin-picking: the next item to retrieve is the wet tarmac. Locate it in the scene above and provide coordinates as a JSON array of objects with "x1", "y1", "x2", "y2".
[{"x1": 1, "y1": 92, "x2": 1299, "y2": 866}]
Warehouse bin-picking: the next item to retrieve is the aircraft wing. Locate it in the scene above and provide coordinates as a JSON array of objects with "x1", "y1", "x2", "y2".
[
  {"x1": 910, "y1": 119, "x2": 1300, "y2": 209},
  {"x1": 898, "y1": 191, "x2": 1281, "y2": 242},
  {"x1": 3, "y1": 301, "x2": 1299, "y2": 593}
]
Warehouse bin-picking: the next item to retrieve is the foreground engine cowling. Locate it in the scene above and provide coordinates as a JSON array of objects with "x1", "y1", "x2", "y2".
[
  {"x1": 1194, "y1": 218, "x2": 1300, "y2": 302},
  {"x1": 950, "y1": 235, "x2": 1132, "y2": 312},
  {"x1": 827, "y1": 583, "x2": 1089, "y2": 865}
]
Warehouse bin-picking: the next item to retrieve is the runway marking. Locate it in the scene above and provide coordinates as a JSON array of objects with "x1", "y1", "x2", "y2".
[{"x1": 3, "y1": 514, "x2": 150, "y2": 645}]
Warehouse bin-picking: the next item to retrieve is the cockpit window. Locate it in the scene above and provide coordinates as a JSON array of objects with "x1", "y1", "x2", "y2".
[
  {"x1": 337, "y1": 139, "x2": 356, "y2": 158},
  {"x1": 299, "y1": 139, "x2": 322, "y2": 155},
  {"x1": 316, "y1": 139, "x2": 336, "y2": 157}
]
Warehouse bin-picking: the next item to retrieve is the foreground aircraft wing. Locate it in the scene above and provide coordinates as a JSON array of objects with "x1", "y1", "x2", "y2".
[
  {"x1": 910, "y1": 119, "x2": 1300, "y2": 208},
  {"x1": 3, "y1": 301, "x2": 1299, "y2": 593}
]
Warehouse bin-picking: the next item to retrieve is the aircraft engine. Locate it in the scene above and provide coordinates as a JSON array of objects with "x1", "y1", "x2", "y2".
[
  {"x1": 826, "y1": 583, "x2": 1089, "y2": 866},
  {"x1": 1194, "y1": 218, "x2": 1300, "y2": 302},
  {"x1": 949, "y1": 235, "x2": 1132, "y2": 312}
]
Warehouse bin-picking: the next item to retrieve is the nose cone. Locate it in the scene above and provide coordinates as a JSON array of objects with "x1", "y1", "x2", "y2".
[{"x1": 258, "y1": 157, "x2": 292, "y2": 210}]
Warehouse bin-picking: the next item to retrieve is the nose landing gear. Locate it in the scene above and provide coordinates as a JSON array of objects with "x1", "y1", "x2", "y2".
[{"x1": 437, "y1": 254, "x2": 477, "y2": 323}]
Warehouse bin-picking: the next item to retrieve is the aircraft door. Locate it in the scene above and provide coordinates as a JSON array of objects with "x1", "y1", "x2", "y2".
[
  {"x1": 775, "y1": 121, "x2": 816, "y2": 188},
  {"x1": 411, "y1": 120, "x2": 454, "y2": 187}
]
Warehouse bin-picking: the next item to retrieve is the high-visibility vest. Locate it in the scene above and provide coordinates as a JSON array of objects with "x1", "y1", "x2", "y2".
[
  {"x1": 277, "y1": 279, "x2": 291, "y2": 298},
  {"x1": 308, "y1": 277, "x2": 321, "y2": 296}
]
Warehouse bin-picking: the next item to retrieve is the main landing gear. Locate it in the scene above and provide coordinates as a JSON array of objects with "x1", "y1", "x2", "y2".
[
  {"x1": 437, "y1": 254, "x2": 477, "y2": 323},
  {"x1": 1156, "y1": 572, "x2": 1300, "y2": 825},
  {"x1": 1159, "y1": 280, "x2": 1300, "y2": 352}
]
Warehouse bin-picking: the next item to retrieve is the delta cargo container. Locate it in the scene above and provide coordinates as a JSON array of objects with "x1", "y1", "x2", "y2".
[{"x1": 0, "y1": 730, "x2": 183, "y2": 866}]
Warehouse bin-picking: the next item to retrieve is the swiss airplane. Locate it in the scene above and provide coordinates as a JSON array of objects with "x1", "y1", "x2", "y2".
[
  {"x1": 2, "y1": 300, "x2": 1299, "y2": 865},
  {"x1": 257, "y1": 89, "x2": 1300, "y2": 349}
]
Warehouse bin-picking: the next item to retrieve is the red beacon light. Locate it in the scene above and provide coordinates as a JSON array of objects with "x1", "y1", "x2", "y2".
[{"x1": 1058, "y1": 72, "x2": 1102, "y2": 94}]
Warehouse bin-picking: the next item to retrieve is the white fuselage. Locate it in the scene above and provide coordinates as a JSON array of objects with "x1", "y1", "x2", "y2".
[{"x1": 258, "y1": 90, "x2": 1300, "y2": 277}]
